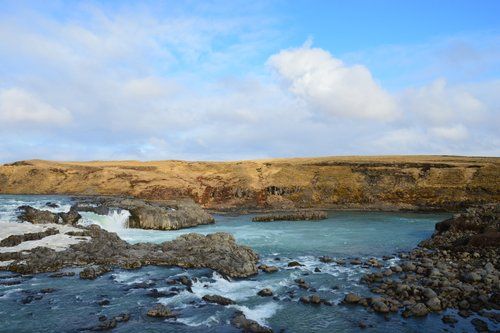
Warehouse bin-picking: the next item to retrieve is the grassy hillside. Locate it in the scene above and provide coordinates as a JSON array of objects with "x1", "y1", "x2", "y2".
[{"x1": 0, "y1": 156, "x2": 499, "y2": 211}]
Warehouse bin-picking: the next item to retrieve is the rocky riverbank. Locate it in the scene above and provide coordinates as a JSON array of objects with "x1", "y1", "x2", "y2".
[{"x1": 340, "y1": 204, "x2": 499, "y2": 330}]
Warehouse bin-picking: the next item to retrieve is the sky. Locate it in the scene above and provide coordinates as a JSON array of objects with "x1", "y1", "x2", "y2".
[{"x1": 0, "y1": 0, "x2": 499, "y2": 162}]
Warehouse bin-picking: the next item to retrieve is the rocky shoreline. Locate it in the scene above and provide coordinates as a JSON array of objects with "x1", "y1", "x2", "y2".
[{"x1": 340, "y1": 204, "x2": 499, "y2": 331}]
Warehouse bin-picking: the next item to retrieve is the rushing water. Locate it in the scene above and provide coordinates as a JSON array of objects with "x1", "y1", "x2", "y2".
[{"x1": 0, "y1": 195, "x2": 489, "y2": 332}]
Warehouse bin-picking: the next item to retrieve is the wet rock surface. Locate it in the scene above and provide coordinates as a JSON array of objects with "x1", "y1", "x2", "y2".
[
  {"x1": 231, "y1": 311, "x2": 273, "y2": 333},
  {"x1": 202, "y1": 294, "x2": 235, "y2": 305},
  {"x1": 252, "y1": 210, "x2": 327, "y2": 222}
]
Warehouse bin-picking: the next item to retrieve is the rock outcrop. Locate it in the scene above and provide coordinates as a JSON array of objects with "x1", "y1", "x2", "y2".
[
  {"x1": 1, "y1": 224, "x2": 258, "y2": 278},
  {"x1": 252, "y1": 210, "x2": 327, "y2": 222},
  {"x1": 71, "y1": 197, "x2": 215, "y2": 231},
  {"x1": 420, "y1": 204, "x2": 499, "y2": 249},
  {"x1": 17, "y1": 205, "x2": 81, "y2": 225}
]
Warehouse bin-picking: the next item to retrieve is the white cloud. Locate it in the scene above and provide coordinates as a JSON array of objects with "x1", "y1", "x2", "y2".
[
  {"x1": 0, "y1": 88, "x2": 71, "y2": 125},
  {"x1": 267, "y1": 43, "x2": 398, "y2": 121},
  {"x1": 400, "y1": 78, "x2": 486, "y2": 125},
  {"x1": 430, "y1": 124, "x2": 469, "y2": 141}
]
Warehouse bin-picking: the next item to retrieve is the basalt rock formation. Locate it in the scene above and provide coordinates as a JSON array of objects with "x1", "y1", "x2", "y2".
[
  {"x1": 252, "y1": 210, "x2": 327, "y2": 222},
  {"x1": 0, "y1": 156, "x2": 498, "y2": 211},
  {"x1": 0, "y1": 224, "x2": 259, "y2": 278},
  {"x1": 69, "y1": 196, "x2": 215, "y2": 230},
  {"x1": 17, "y1": 205, "x2": 82, "y2": 225}
]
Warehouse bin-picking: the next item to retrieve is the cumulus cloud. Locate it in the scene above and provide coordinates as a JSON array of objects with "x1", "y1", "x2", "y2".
[
  {"x1": 400, "y1": 78, "x2": 486, "y2": 125},
  {"x1": 267, "y1": 43, "x2": 397, "y2": 121},
  {"x1": 0, "y1": 88, "x2": 71, "y2": 125}
]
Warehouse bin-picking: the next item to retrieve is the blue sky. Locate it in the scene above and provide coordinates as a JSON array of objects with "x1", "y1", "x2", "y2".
[{"x1": 0, "y1": 0, "x2": 499, "y2": 161}]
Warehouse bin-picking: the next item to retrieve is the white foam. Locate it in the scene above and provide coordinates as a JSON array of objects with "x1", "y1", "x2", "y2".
[
  {"x1": 79, "y1": 210, "x2": 130, "y2": 233},
  {"x1": 0, "y1": 222, "x2": 90, "y2": 253},
  {"x1": 229, "y1": 302, "x2": 280, "y2": 326},
  {"x1": 177, "y1": 314, "x2": 220, "y2": 327},
  {"x1": 190, "y1": 272, "x2": 263, "y2": 302}
]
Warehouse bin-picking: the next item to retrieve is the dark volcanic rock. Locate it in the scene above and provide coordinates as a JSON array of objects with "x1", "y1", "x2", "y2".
[
  {"x1": 231, "y1": 311, "x2": 273, "y2": 333},
  {"x1": 147, "y1": 304, "x2": 176, "y2": 318},
  {"x1": 80, "y1": 265, "x2": 112, "y2": 280},
  {"x1": 420, "y1": 204, "x2": 499, "y2": 249},
  {"x1": 4, "y1": 225, "x2": 258, "y2": 278},
  {"x1": 0, "y1": 227, "x2": 59, "y2": 247},
  {"x1": 252, "y1": 210, "x2": 327, "y2": 222},
  {"x1": 257, "y1": 288, "x2": 273, "y2": 297},
  {"x1": 17, "y1": 206, "x2": 60, "y2": 224},
  {"x1": 202, "y1": 294, "x2": 235, "y2": 305},
  {"x1": 17, "y1": 205, "x2": 81, "y2": 225},
  {"x1": 59, "y1": 210, "x2": 82, "y2": 225},
  {"x1": 72, "y1": 197, "x2": 215, "y2": 231}
]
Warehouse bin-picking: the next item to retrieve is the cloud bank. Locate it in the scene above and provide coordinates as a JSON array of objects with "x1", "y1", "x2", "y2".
[{"x1": 0, "y1": 2, "x2": 498, "y2": 162}]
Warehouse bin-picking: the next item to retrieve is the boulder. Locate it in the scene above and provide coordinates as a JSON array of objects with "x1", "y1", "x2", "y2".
[
  {"x1": 287, "y1": 261, "x2": 303, "y2": 267},
  {"x1": 409, "y1": 303, "x2": 428, "y2": 317},
  {"x1": 257, "y1": 288, "x2": 273, "y2": 297},
  {"x1": 17, "y1": 206, "x2": 60, "y2": 224},
  {"x1": 79, "y1": 265, "x2": 111, "y2": 280},
  {"x1": 371, "y1": 301, "x2": 389, "y2": 313},
  {"x1": 426, "y1": 297, "x2": 441, "y2": 311},
  {"x1": 147, "y1": 304, "x2": 176, "y2": 318},
  {"x1": 202, "y1": 294, "x2": 235, "y2": 305},
  {"x1": 344, "y1": 293, "x2": 361, "y2": 304},
  {"x1": 231, "y1": 311, "x2": 273, "y2": 333}
]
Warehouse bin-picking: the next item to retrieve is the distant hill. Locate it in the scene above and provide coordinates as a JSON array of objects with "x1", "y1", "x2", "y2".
[{"x1": 1, "y1": 156, "x2": 499, "y2": 211}]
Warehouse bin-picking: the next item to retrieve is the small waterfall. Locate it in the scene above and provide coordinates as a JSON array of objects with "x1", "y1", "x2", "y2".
[{"x1": 79, "y1": 209, "x2": 131, "y2": 233}]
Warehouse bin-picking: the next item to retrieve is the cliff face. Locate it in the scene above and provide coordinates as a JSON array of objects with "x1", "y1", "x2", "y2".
[{"x1": 0, "y1": 156, "x2": 498, "y2": 211}]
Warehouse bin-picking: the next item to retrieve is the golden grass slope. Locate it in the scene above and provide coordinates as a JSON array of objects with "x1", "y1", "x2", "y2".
[{"x1": 0, "y1": 156, "x2": 499, "y2": 211}]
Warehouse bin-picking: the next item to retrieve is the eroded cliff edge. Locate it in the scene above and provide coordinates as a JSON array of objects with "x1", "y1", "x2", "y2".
[{"x1": 0, "y1": 156, "x2": 499, "y2": 211}]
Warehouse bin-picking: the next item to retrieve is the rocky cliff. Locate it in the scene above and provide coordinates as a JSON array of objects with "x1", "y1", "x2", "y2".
[{"x1": 0, "y1": 156, "x2": 499, "y2": 211}]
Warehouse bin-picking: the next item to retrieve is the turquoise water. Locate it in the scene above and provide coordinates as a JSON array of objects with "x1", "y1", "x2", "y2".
[{"x1": 0, "y1": 195, "x2": 486, "y2": 332}]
